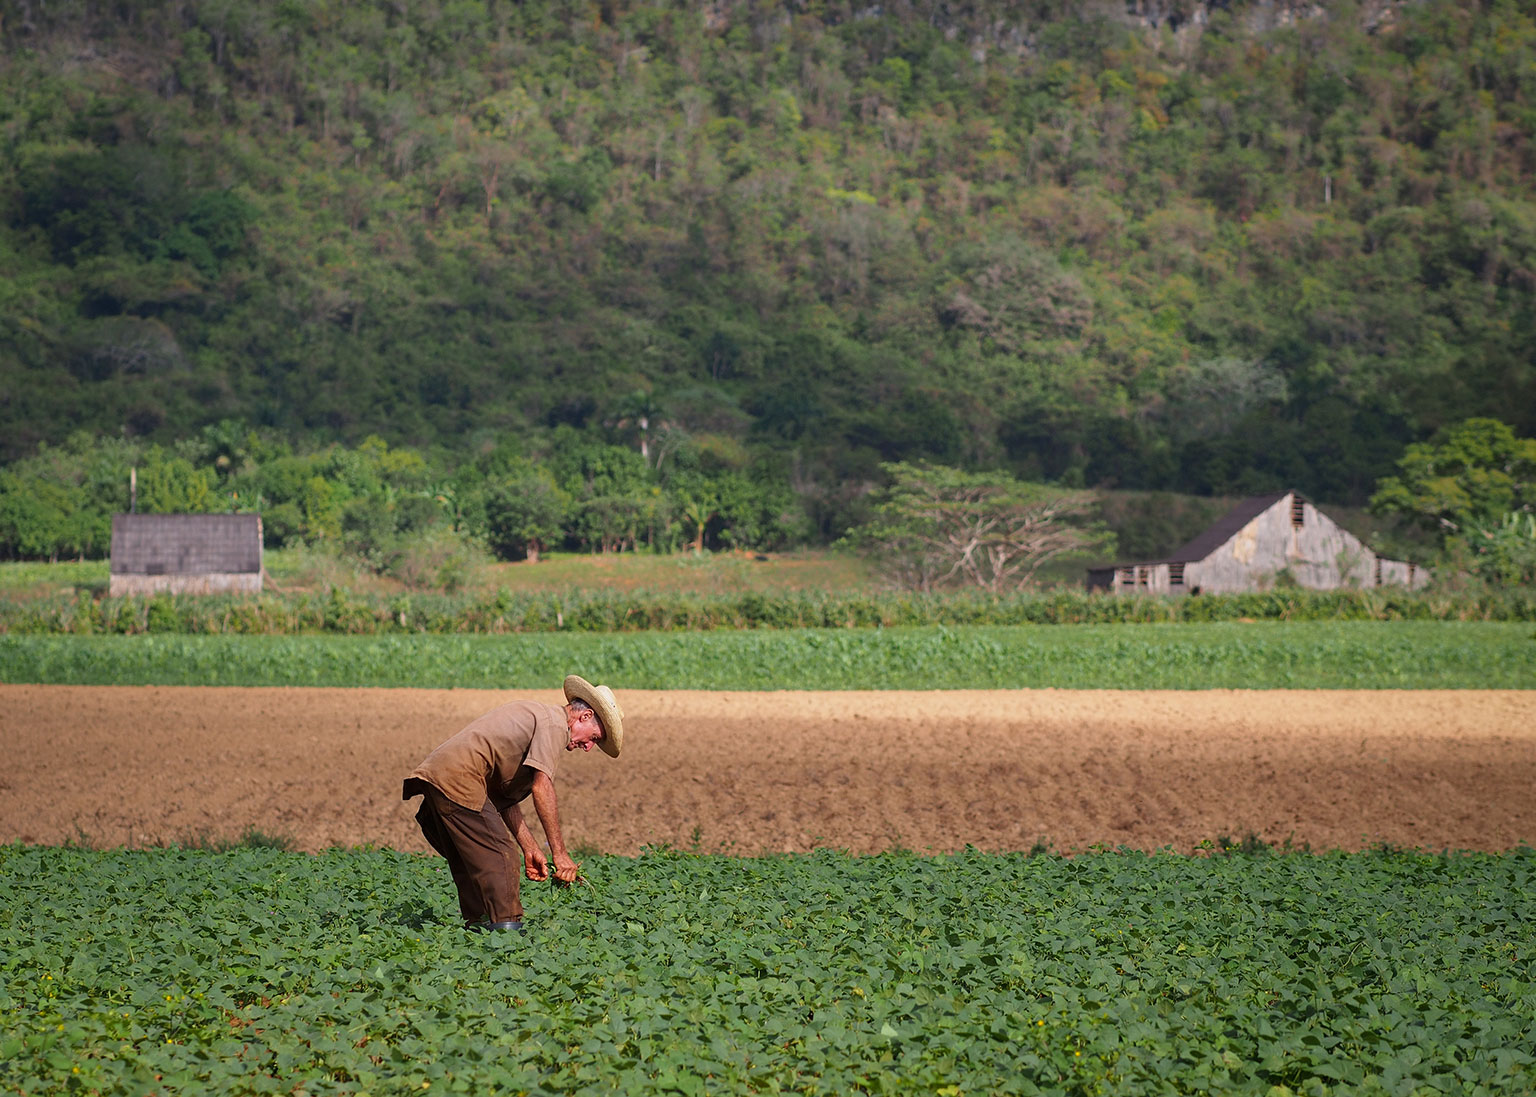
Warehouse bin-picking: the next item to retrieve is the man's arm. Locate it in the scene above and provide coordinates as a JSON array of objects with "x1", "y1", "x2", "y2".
[
  {"x1": 529, "y1": 769, "x2": 581, "y2": 883},
  {"x1": 501, "y1": 801, "x2": 549, "y2": 881}
]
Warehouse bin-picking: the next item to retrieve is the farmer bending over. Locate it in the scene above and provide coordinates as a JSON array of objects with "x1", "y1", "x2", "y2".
[{"x1": 402, "y1": 674, "x2": 624, "y2": 932}]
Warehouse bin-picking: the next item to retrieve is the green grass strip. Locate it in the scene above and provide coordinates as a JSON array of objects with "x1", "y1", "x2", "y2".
[
  {"x1": 2, "y1": 621, "x2": 1532, "y2": 689},
  {"x1": 2, "y1": 844, "x2": 1533, "y2": 1095}
]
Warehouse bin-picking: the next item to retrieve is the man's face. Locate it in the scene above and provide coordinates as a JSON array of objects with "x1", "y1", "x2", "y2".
[{"x1": 566, "y1": 707, "x2": 605, "y2": 753}]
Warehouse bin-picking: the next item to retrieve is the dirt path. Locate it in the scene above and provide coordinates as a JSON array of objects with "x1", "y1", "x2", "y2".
[{"x1": 3, "y1": 686, "x2": 1533, "y2": 854}]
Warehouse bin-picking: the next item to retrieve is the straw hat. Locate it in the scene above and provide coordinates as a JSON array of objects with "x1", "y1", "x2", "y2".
[{"x1": 563, "y1": 674, "x2": 624, "y2": 758}]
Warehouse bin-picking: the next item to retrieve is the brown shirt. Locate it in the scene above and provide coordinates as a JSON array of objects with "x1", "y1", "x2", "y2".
[{"x1": 408, "y1": 700, "x2": 567, "y2": 811}]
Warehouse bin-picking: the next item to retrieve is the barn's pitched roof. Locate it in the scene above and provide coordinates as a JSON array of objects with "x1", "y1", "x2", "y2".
[
  {"x1": 1095, "y1": 491, "x2": 1301, "y2": 569},
  {"x1": 111, "y1": 514, "x2": 261, "y2": 576},
  {"x1": 1163, "y1": 491, "x2": 1296, "y2": 563}
]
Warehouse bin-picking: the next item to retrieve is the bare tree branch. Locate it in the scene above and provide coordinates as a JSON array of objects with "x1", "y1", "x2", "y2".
[{"x1": 844, "y1": 462, "x2": 1115, "y2": 592}]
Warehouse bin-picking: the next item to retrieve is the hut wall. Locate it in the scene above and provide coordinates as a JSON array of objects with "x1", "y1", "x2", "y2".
[
  {"x1": 1086, "y1": 567, "x2": 1116, "y2": 593},
  {"x1": 1104, "y1": 562, "x2": 1173, "y2": 594},
  {"x1": 109, "y1": 572, "x2": 263, "y2": 597},
  {"x1": 1375, "y1": 558, "x2": 1431, "y2": 589}
]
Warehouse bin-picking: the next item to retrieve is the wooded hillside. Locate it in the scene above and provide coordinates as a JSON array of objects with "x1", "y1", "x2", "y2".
[{"x1": 3, "y1": 0, "x2": 1533, "y2": 521}]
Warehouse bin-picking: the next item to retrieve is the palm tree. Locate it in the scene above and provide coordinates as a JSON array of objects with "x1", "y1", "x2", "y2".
[{"x1": 612, "y1": 389, "x2": 667, "y2": 465}]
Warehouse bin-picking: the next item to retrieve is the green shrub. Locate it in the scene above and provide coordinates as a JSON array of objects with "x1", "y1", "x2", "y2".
[{"x1": 144, "y1": 594, "x2": 179, "y2": 633}]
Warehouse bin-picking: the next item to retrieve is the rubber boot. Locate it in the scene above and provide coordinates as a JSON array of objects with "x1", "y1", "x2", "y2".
[{"x1": 465, "y1": 919, "x2": 523, "y2": 933}]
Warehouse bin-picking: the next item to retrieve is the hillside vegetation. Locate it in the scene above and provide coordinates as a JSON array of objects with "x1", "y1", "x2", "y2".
[{"x1": 3, "y1": 0, "x2": 1534, "y2": 519}]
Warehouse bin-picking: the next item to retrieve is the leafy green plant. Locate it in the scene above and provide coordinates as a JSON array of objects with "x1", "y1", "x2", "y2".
[
  {"x1": 172, "y1": 826, "x2": 297, "y2": 853},
  {"x1": 0, "y1": 844, "x2": 1531, "y2": 1095},
  {"x1": 1464, "y1": 512, "x2": 1536, "y2": 586}
]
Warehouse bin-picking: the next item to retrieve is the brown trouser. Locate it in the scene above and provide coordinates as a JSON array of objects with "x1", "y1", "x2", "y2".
[{"x1": 403, "y1": 778, "x2": 522, "y2": 924}]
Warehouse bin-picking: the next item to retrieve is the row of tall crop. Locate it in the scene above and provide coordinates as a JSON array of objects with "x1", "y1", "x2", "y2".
[
  {"x1": 7, "y1": 622, "x2": 1531, "y2": 690},
  {"x1": 5, "y1": 585, "x2": 1535, "y2": 635}
]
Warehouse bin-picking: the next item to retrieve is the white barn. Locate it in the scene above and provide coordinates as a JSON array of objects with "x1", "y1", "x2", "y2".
[{"x1": 1086, "y1": 491, "x2": 1428, "y2": 595}]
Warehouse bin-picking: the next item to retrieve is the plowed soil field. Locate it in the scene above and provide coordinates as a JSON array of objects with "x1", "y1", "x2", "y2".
[{"x1": 3, "y1": 685, "x2": 1533, "y2": 854}]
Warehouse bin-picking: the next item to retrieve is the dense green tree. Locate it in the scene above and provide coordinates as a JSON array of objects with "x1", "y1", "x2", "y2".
[
  {"x1": 482, "y1": 460, "x2": 569, "y2": 562},
  {"x1": 136, "y1": 449, "x2": 219, "y2": 514},
  {"x1": 1370, "y1": 418, "x2": 1536, "y2": 538},
  {"x1": 0, "y1": 470, "x2": 82, "y2": 560},
  {"x1": 0, "y1": 434, "x2": 136, "y2": 559}
]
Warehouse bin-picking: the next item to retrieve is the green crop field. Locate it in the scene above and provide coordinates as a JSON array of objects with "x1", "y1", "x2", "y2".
[
  {"x1": 2, "y1": 622, "x2": 1533, "y2": 690},
  {"x1": 2, "y1": 844, "x2": 1531, "y2": 1096}
]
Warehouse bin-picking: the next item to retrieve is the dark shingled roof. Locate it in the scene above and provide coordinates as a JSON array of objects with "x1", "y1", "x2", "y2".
[{"x1": 111, "y1": 514, "x2": 261, "y2": 576}]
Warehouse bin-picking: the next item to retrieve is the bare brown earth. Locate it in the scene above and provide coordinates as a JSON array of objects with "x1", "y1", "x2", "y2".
[{"x1": 3, "y1": 686, "x2": 1533, "y2": 855}]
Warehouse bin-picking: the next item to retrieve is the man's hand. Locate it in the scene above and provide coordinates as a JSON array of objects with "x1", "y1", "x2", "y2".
[
  {"x1": 523, "y1": 845, "x2": 549, "y2": 882},
  {"x1": 530, "y1": 770, "x2": 583, "y2": 885},
  {"x1": 552, "y1": 854, "x2": 581, "y2": 885}
]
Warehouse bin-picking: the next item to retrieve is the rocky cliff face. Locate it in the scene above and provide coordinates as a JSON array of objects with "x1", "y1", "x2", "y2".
[
  {"x1": 1122, "y1": 0, "x2": 1409, "y2": 40},
  {"x1": 705, "y1": 1, "x2": 1417, "y2": 62}
]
